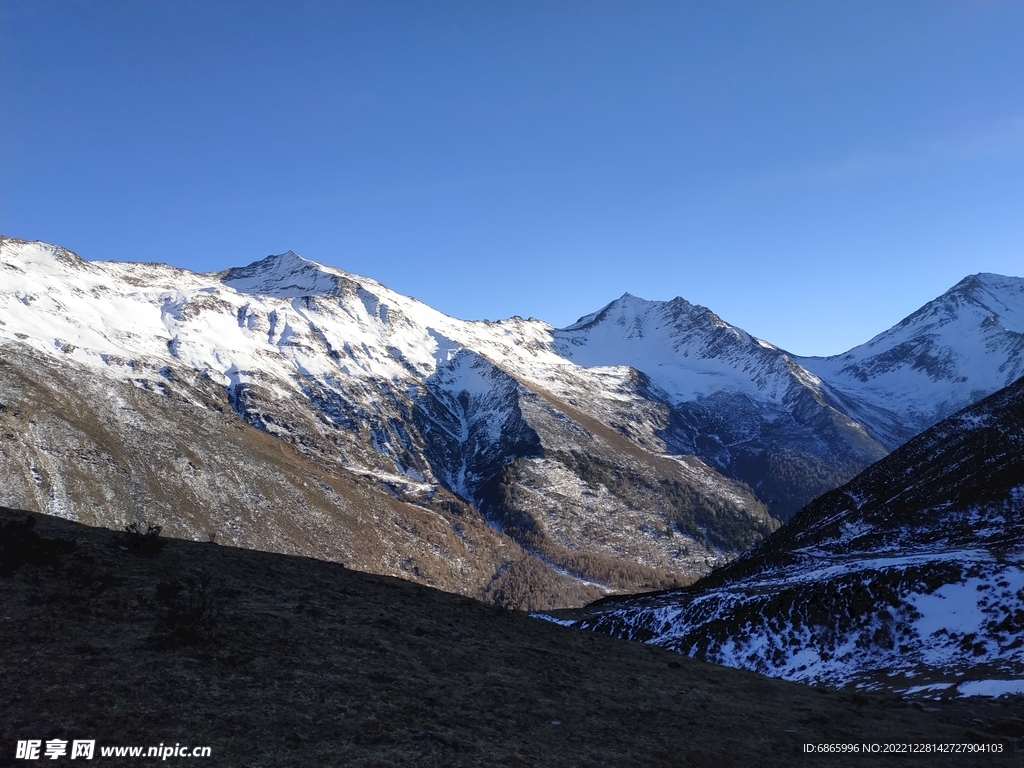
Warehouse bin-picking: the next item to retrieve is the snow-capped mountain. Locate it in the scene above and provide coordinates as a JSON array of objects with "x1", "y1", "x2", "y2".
[
  {"x1": 544, "y1": 274, "x2": 1021, "y2": 519},
  {"x1": 555, "y1": 376, "x2": 1024, "y2": 696},
  {"x1": 0, "y1": 238, "x2": 772, "y2": 603},
  {"x1": 799, "y1": 272, "x2": 1024, "y2": 448},
  {"x1": 550, "y1": 292, "x2": 891, "y2": 519},
  {"x1": 0, "y1": 235, "x2": 1020, "y2": 605}
]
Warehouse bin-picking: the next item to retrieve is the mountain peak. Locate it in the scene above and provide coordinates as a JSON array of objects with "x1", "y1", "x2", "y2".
[
  {"x1": 221, "y1": 251, "x2": 344, "y2": 298},
  {"x1": 897, "y1": 272, "x2": 1024, "y2": 335},
  {"x1": 953, "y1": 271, "x2": 1020, "y2": 290},
  {"x1": 233, "y1": 250, "x2": 314, "y2": 273}
]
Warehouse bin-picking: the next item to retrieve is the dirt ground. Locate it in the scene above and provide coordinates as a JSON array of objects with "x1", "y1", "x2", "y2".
[{"x1": 1, "y1": 507, "x2": 1020, "y2": 767}]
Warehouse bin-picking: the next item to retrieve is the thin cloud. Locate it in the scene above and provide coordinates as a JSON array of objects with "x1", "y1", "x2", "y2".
[{"x1": 761, "y1": 115, "x2": 1024, "y2": 186}]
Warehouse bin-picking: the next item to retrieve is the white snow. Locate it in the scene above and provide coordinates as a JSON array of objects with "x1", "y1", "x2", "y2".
[
  {"x1": 955, "y1": 679, "x2": 1024, "y2": 697},
  {"x1": 529, "y1": 613, "x2": 579, "y2": 627},
  {"x1": 911, "y1": 576, "x2": 992, "y2": 639},
  {"x1": 552, "y1": 294, "x2": 811, "y2": 405}
]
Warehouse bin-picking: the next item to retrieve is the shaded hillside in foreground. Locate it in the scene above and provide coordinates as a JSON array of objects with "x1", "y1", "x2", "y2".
[{"x1": 1, "y1": 508, "x2": 1020, "y2": 767}]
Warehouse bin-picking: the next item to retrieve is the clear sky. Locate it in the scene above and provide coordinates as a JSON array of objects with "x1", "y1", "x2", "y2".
[{"x1": 1, "y1": 1, "x2": 1021, "y2": 356}]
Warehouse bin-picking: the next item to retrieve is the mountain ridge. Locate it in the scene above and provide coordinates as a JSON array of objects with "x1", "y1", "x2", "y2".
[{"x1": 1, "y1": 234, "x2": 1020, "y2": 605}]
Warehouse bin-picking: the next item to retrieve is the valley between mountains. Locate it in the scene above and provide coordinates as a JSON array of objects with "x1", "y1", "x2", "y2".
[
  {"x1": 0, "y1": 235, "x2": 1021, "y2": 611},
  {"x1": 2, "y1": 234, "x2": 1024, "y2": 762},
  {"x1": 548, "y1": 377, "x2": 1024, "y2": 699}
]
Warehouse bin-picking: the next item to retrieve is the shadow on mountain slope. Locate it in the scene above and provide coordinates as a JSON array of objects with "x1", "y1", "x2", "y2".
[{"x1": 559, "y1": 377, "x2": 1024, "y2": 700}]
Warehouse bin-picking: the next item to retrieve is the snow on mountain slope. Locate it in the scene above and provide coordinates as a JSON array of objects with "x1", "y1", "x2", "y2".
[
  {"x1": 1, "y1": 235, "x2": 1020, "y2": 597},
  {"x1": 543, "y1": 277, "x2": 1022, "y2": 519},
  {"x1": 550, "y1": 292, "x2": 894, "y2": 519},
  {"x1": 799, "y1": 273, "x2": 1024, "y2": 447},
  {"x1": 0, "y1": 240, "x2": 557, "y2": 398},
  {"x1": 0, "y1": 237, "x2": 771, "y2": 597},
  {"x1": 556, "y1": 377, "x2": 1024, "y2": 696},
  {"x1": 556, "y1": 293, "x2": 812, "y2": 404},
  {"x1": 0, "y1": 345, "x2": 602, "y2": 610}
]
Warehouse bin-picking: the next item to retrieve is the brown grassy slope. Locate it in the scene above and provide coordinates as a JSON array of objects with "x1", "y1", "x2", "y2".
[
  {"x1": 0, "y1": 347, "x2": 599, "y2": 609},
  {"x1": 0, "y1": 507, "x2": 1020, "y2": 768}
]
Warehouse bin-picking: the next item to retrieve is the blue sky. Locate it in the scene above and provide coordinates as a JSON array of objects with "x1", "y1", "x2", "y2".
[{"x1": 1, "y1": 1, "x2": 1021, "y2": 356}]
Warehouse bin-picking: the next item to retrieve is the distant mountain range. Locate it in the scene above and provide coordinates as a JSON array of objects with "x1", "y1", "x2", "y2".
[
  {"x1": 1, "y1": 235, "x2": 1020, "y2": 606},
  {"x1": 555, "y1": 376, "x2": 1024, "y2": 696}
]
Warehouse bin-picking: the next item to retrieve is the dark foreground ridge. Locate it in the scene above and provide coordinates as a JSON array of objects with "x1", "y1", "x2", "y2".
[{"x1": 1, "y1": 508, "x2": 1019, "y2": 767}]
